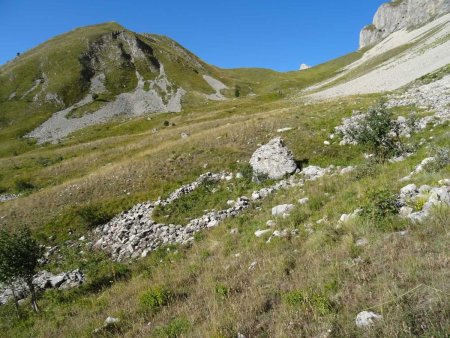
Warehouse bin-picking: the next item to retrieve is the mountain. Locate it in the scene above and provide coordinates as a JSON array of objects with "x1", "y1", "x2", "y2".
[
  {"x1": 359, "y1": 0, "x2": 450, "y2": 48},
  {"x1": 0, "y1": 1, "x2": 449, "y2": 337},
  {"x1": 0, "y1": 22, "x2": 250, "y2": 145}
]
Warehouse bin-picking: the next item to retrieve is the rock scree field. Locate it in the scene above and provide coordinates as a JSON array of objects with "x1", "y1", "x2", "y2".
[{"x1": 0, "y1": 1, "x2": 449, "y2": 337}]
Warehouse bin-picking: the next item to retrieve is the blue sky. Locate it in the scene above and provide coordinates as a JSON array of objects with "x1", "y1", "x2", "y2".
[{"x1": 0, "y1": 0, "x2": 387, "y2": 71}]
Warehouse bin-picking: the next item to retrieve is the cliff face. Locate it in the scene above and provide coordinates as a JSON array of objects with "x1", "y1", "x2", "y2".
[{"x1": 360, "y1": 0, "x2": 450, "y2": 49}]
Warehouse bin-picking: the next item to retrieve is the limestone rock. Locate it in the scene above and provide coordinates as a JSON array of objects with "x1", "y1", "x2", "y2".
[
  {"x1": 359, "y1": 0, "x2": 450, "y2": 49},
  {"x1": 249, "y1": 137, "x2": 297, "y2": 180},
  {"x1": 355, "y1": 311, "x2": 383, "y2": 328},
  {"x1": 272, "y1": 204, "x2": 295, "y2": 217}
]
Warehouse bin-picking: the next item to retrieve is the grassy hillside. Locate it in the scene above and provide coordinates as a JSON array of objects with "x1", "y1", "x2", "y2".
[{"x1": 0, "y1": 22, "x2": 449, "y2": 338}]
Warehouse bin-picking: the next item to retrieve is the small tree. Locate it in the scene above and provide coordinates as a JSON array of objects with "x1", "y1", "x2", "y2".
[
  {"x1": 0, "y1": 231, "x2": 20, "y2": 314},
  {"x1": 0, "y1": 228, "x2": 43, "y2": 313},
  {"x1": 345, "y1": 103, "x2": 403, "y2": 162}
]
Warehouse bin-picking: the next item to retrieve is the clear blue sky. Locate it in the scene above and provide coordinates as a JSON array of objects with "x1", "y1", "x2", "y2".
[{"x1": 0, "y1": 0, "x2": 386, "y2": 71}]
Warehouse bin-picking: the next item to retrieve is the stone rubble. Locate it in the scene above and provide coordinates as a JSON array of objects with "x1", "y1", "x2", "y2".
[
  {"x1": 0, "y1": 269, "x2": 85, "y2": 306},
  {"x1": 386, "y1": 74, "x2": 450, "y2": 128},
  {"x1": 94, "y1": 172, "x2": 307, "y2": 261},
  {"x1": 398, "y1": 182, "x2": 450, "y2": 222},
  {"x1": 0, "y1": 194, "x2": 19, "y2": 202}
]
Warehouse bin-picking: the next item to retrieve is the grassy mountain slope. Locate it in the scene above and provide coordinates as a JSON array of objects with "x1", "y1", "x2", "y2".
[{"x1": 0, "y1": 20, "x2": 449, "y2": 338}]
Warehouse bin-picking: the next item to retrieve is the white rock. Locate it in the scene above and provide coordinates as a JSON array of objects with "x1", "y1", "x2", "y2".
[
  {"x1": 298, "y1": 197, "x2": 309, "y2": 205},
  {"x1": 277, "y1": 127, "x2": 293, "y2": 133},
  {"x1": 355, "y1": 238, "x2": 368, "y2": 247},
  {"x1": 249, "y1": 137, "x2": 297, "y2": 180},
  {"x1": 105, "y1": 317, "x2": 120, "y2": 325},
  {"x1": 324, "y1": 140, "x2": 330, "y2": 145},
  {"x1": 399, "y1": 206, "x2": 413, "y2": 218},
  {"x1": 248, "y1": 261, "x2": 257, "y2": 271},
  {"x1": 355, "y1": 311, "x2": 382, "y2": 328},
  {"x1": 266, "y1": 220, "x2": 277, "y2": 228},
  {"x1": 255, "y1": 229, "x2": 272, "y2": 238},
  {"x1": 272, "y1": 204, "x2": 295, "y2": 217},
  {"x1": 340, "y1": 166, "x2": 354, "y2": 175},
  {"x1": 230, "y1": 228, "x2": 238, "y2": 235}
]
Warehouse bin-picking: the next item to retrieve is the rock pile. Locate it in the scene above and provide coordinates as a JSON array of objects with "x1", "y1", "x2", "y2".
[
  {"x1": 249, "y1": 137, "x2": 297, "y2": 180},
  {"x1": 94, "y1": 172, "x2": 308, "y2": 261},
  {"x1": 398, "y1": 182, "x2": 450, "y2": 222},
  {"x1": 386, "y1": 74, "x2": 450, "y2": 128},
  {"x1": 0, "y1": 269, "x2": 85, "y2": 305},
  {"x1": 0, "y1": 194, "x2": 19, "y2": 202}
]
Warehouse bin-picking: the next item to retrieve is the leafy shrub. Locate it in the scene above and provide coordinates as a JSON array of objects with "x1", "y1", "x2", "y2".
[
  {"x1": 155, "y1": 317, "x2": 190, "y2": 338},
  {"x1": 423, "y1": 147, "x2": 450, "y2": 172},
  {"x1": 282, "y1": 290, "x2": 333, "y2": 315},
  {"x1": 215, "y1": 284, "x2": 230, "y2": 299},
  {"x1": 362, "y1": 188, "x2": 399, "y2": 221},
  {"x1": 15, "y1": 179, "x2": 35, "y2": 192},
  {"x1": 344, "y1": 104, "x2": 404, "y2": 162},
  {"x1": 163, "y1": 120, "x2": 170, "y2": 127},
  {"x1": 353, "y1": 159, "x2": 379, "y2": 180},
  {"x1": 139, "y1": 286, "x2": 172, "y2": 312}
]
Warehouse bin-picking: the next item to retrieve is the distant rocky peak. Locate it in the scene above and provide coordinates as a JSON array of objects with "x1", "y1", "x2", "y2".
[{"x1": 359, "y1": 0, "x2": 450, "y2": 49}]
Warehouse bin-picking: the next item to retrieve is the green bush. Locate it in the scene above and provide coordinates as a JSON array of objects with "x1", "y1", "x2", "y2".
[
  {"x1": 362, "y1": 188, "x2": 399, "y2": 221},
  {"x1": 139, "y1": 286, "x2": 172, "y2": 312},
  {"x1": 14, "y1": 179, "x2": 35, "y2": 192},
  {"x1": 215, "y1": 284, "x2": 230, "y2": 299},
  {"x1": 344, "y1": 104, "x2": 404, "y2": 162},
  {"x1": 282, "y1": 290, "x2": 333, "y2": 315}
]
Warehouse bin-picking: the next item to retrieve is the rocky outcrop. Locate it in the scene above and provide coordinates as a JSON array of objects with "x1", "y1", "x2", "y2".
[
  {"x1": 398, "y1": 183, "x2": 450, "y2": 221},
  {"x1": 249, "y1": 137, "x2": 297, "y2": 180},
  {"x1": 360, "y1": 0, "x2": 450, "y2": 49},
  {"x1": 0, "y1": 269, "x2": 85, "y2": 305}
]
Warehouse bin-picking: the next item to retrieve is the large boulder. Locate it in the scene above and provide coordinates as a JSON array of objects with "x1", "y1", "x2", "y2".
[{"x1": 249, "y1": 137, "x2": 297, "y2": 180}]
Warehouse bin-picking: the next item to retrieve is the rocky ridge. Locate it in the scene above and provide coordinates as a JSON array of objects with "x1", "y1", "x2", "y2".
[{"x1": 360, "y1": 0, "x2": 450, "y2": 49}]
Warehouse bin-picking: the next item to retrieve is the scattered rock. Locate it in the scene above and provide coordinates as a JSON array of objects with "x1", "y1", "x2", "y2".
[
  {"x1": 254, "y1": 229, "x2": 271, "y2": 238},
  {"x1": 355, "y1": 238, "x2": 368, "y2": 247},
  {"x1": 249, "y1": 137, "x2": 297, "y2": 180},
  {"x1": 105, "y1": 317, "x2": 120, "y2": 325},
  {"x1": 248, "y1": 261, "x2": 257, "y2": 271},
  {"x1": 272, "y1": 204, "x2": 295, "y2": 218},
  {"x1": 355, "y1": 311, "x2": 383, "y2": 328},
  {"x1": 277, "y1": 127, "x2": 294, "y2": 133},
  {"x1": 298, "y1": 197, "x2": 309, "y2": 205},
  {"x1": 0, "y1": 194, "x2": 19, "y2": 202},
  {"x1": 181, "y1": 132, "x2": 189, "y2": 139}
]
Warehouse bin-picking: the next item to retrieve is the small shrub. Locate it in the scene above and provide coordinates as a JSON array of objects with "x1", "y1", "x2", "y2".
[
  {"x1": 139, "y1": 286, "x2": 172, "y2": 312},
  {"x1": 215, "y1": 284, "x2": 230, "y2": 299},
  {"x1": 282, "y1": 290, "x2": 333, "y2": 315},
  {"x1": 155, "y1": 317, "x2": 190, "y2": 338},
  {"x1": 423, "y1": 147, "x2": 450, "y2": 172},
  {"x1": 343, "y1": 103, "x2": 404, "y2": 162},
  {"x1": 239, "y1": 163, "x2": 254, "y2": 182},
  {"x1": 353, "y1": 159, "x2": 379, "y2": 180},
  {"x1": 163, "y1": 120, "x2": 170, "y2": 127},
  {"x1": 282, "y1": 290, "x2": 306, "y2": 306},
  {"x1": 15, "y1": 179, "x2": 35, "y2": 192},
  {"x1": 362, "y1": 188, "x2": 399, "y2": 221}
]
